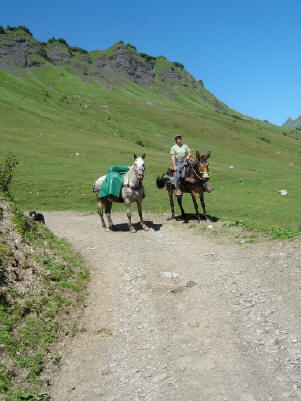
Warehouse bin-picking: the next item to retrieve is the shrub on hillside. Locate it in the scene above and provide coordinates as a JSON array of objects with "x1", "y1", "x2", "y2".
[
  {"x1": 135, "y1": 140, "x2": 145, "y2": 147},
  {"x1": 172, "y1": 61, "x2": 184, "y2": 69},
  {"x1": 70, "y1": 46, "x2": 88, "y2": 54},
  {"x1": 0, "y1": 26, "x2": 5, "y2": 34},
  {"x1": 6, "y1": 25, "x2": 16, "y2": 32},
  {"x1": 48, "y1": 37, "x2": 69, "y2": 46},
  {"x1": 0, "y1": 153, "x2": 18, "y2": 193},
  {"x1": 17, "y1": 25, "x2": 33, "y2": 36},
  {"x1": 139, "y1": 52, "x2": 156, "y2": 62},
  {"x1": 126, "y1": 43, "x2": 137, "y2": 50},
  {"x1": 258, "y1": 137, "x2": 271, "y2": 144},
  {"x1": 6, "y1": 25, "x2": 32, "y2": 36}
]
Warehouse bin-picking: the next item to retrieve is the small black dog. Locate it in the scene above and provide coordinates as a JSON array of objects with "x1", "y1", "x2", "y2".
[{"x1": 29, "y1": 211, "x2": 45, "y2": 224}]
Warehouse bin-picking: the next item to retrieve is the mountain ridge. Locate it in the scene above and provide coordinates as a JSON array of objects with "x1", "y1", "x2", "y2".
[{"x1": 0, "y1": 26, "x2": 226, "y2": 110}]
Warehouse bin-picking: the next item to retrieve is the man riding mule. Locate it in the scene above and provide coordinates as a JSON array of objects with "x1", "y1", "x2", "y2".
[
  {"x1": 93, "y1": 154, "x2": 148, "y2": 233},
  {"x1": 156, "y1": 149, "x2": 213, "y2": 223},
  {"x1": 170, "y1": 134, "x2": 192, "y2": 196}
]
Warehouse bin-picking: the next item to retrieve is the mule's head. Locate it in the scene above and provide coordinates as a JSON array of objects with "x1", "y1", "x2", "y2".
[
  {"x1": 133, "y1": 153, "x2": 146, "y2": 180},
  {"x1": 195, "y1": 151, "x2": 211, "y2": 179}
]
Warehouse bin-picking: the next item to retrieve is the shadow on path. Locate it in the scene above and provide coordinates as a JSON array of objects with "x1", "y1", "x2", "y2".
[
  {"x1": 113, "y1": 220, "x2": 163, "y2": 232},
  {"x1": 174, "y1": 213, "x2": 219, "y2": 223}
]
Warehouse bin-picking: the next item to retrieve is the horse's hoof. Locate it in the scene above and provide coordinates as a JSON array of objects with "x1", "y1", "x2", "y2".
[
  {"x1": 130, "y1": 227, "x2": 136, "y2": 233},
  {"x1": 105, "y1": 227, "x2": 110, "y2": 232},
  {"x1": 111, "y1": 225, "x2": 117, "y2": 231},
  {"x1": 142, "y1": 225, "x2": 149, "y2": 231}
]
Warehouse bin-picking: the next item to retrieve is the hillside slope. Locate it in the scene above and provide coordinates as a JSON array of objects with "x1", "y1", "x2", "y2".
[
  {"x1": 0, "y1": 195, "x2": 88, "y2": 399},
  {"x1": 0, "y1": 26, "x2": 301, "y2": 231}
]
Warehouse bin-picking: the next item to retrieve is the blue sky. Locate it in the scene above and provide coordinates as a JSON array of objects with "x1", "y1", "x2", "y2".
[{"x1": 1, "y1": 0, "x2": 300, "y2": 125}]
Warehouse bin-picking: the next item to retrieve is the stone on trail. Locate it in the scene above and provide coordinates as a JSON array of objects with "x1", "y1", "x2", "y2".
[{"x1": 161, "y1": 271, "x2": 181, "y2": 279}]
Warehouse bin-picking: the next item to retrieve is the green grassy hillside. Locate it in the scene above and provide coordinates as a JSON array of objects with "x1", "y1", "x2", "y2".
[{"x1": 1, "y1": 28, "x2": 301, "y2": 233}]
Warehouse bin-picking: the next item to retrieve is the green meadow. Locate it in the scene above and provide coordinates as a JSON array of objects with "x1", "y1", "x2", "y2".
[{"x1": 1, "y1": 62, "x2": 301, "y2": 233}]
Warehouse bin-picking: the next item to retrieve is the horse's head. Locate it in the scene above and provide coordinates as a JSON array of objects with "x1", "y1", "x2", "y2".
[
  {"x1": 133, "y1": 153, "x2": 146, "y2": 180},
  {"x1": 195, "y1": 151, "x2": 211, "y2": 180}
]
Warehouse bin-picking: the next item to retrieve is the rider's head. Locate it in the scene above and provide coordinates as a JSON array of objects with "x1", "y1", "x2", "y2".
[{"x1": 175, "y1": 135, "x2": 182, "y2": 145}]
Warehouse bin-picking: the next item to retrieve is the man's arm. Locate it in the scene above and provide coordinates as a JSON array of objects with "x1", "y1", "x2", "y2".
[{"x1": 171, "y1": 154, "x2": 177, "y2": 171}]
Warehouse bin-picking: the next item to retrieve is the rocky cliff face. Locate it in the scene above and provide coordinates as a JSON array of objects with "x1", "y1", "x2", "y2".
[
  {"x1": 0, "y1": 27, "x2": 226, "y2": 109},
  {"x1": 283, "y1": 116, "x2": 301, "y2": 129},
  {"x1": 46, "y1": 41, "x2": 72, "y2": 64},
  {"x1": 0, "y1": 30, "x2": 48, "y2": 68}
]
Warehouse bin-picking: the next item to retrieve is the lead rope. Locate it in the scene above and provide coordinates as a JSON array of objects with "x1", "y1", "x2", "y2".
[
  {"x1": 127, "y1": 167, "x2": 132, "y2": 188},
  {"x1": 126, "y1": 166, "x2": 139, "y2": 190}
]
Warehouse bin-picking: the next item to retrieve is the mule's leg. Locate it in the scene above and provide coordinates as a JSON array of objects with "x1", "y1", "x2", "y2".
[
  {"x1": 200, "y1": 193, "x2": 209, "y2": 222},
  {"x1": 177, "y1": 195, "x2": 186, "y2": 220},
  {"x1": 168, "y1": 186, "x2": 175, "y2": 219},
  {"x1": 105, "y1": 201, "x2": 115, "y2": 231},
  {"x1": 137, "y1": 200, "x2": 149, "y2": 231},
  {"x1": 191, "y1": 191, "x2": 201, "y2": 224},
  {"x1": 97, "y1": 197, "x2": 107, "y2": 229},
  {"x1": 125, "y1": 199, "x2": 136, "y2": 233}
]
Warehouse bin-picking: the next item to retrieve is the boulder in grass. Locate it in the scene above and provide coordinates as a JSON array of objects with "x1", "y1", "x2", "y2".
[{"x1": 278, "y1": 189, "x2": 288, "y2": 196}]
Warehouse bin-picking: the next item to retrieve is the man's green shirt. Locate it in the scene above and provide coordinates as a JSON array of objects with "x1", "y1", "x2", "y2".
[{"x1": 170, "y1": 144, "x2": 191, "y2": 160}]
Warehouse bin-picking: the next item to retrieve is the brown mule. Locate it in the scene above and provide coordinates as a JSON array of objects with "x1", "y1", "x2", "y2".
[{"x1": 156, "y1": 151, "x2": 212, "y2": 223}]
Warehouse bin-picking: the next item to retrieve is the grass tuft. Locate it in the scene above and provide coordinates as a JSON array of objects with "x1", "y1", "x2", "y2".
[{"x1": 228, "y1": 219, "x2": 301, "y2": 239}]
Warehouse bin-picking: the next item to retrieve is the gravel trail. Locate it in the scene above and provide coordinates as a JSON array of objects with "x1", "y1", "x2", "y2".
[{"x1": 45, "y1": 211, "x2": 301, "y2": 401}]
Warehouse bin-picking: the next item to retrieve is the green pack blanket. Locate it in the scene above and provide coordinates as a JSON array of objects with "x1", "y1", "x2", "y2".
[
  {"x1": 164, "y1": 174, "x2": 176, "y2": 187},
  {"x1": 99, "y1": 165, "x2": 130, "y2": 199}
]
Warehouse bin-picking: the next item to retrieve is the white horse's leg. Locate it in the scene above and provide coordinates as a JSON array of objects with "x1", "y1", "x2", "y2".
[
  {"x1": 105, "y1": 201, "x2": 115, "y2": 231},
  {"x1": 137, "y1": 199, "x2": 148, "y2": 231},
  {"x1": 97, "y1": 198, "x2": 107, "y2": 229},
  {"x1": 125, "y1": 199, "x2": 135, "y2": 233}
]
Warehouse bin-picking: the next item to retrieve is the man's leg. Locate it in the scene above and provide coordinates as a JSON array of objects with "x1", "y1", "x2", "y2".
[{"x1": 175, "y1": 161, "x2": 182, "y2": 196}]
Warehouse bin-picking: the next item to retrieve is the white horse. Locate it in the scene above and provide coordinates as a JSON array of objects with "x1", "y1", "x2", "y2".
[{"x1": 93, "y1": 154, "x2": 148, "y2": 233}]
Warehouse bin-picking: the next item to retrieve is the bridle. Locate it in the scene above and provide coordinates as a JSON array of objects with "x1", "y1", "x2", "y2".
[
  {"x1": 123, "y1": 162, "x2": 145, "y2": 190},
  {"x1": 134, "y1": 162, "x2": 145, "y2": 180},
  {"x1": 187, "y1": 159, "x2": 208, "y2": 182}
]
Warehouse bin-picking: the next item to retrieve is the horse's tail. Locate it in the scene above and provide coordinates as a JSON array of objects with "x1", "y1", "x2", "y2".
[{"x1": 156, "y1": 175, "x2": 167, "y2": 189}]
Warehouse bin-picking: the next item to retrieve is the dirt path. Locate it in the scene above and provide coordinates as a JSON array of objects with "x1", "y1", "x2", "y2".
[{"x1": 45, "y1": 211, "x2": 301, "y2": 401}]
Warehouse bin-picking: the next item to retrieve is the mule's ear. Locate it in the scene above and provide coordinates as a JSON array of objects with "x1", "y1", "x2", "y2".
[
  {"x1": 196, "y1": 151, "x2": 201, "y2": 161},
  {"x1": 142, "y1": 153, "x2": 146, "y2": 160},
  {"x1": 206, "y1": 151, "x2": 211, "y2": 159},
  {"x1": 134, "y1": 153, "x2": 137, "y2": 159}
]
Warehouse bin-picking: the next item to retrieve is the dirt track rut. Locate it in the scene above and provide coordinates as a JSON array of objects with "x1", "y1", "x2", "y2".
[{"x1": 45, "y1": 211, "x2": 301, "y2": 401}]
